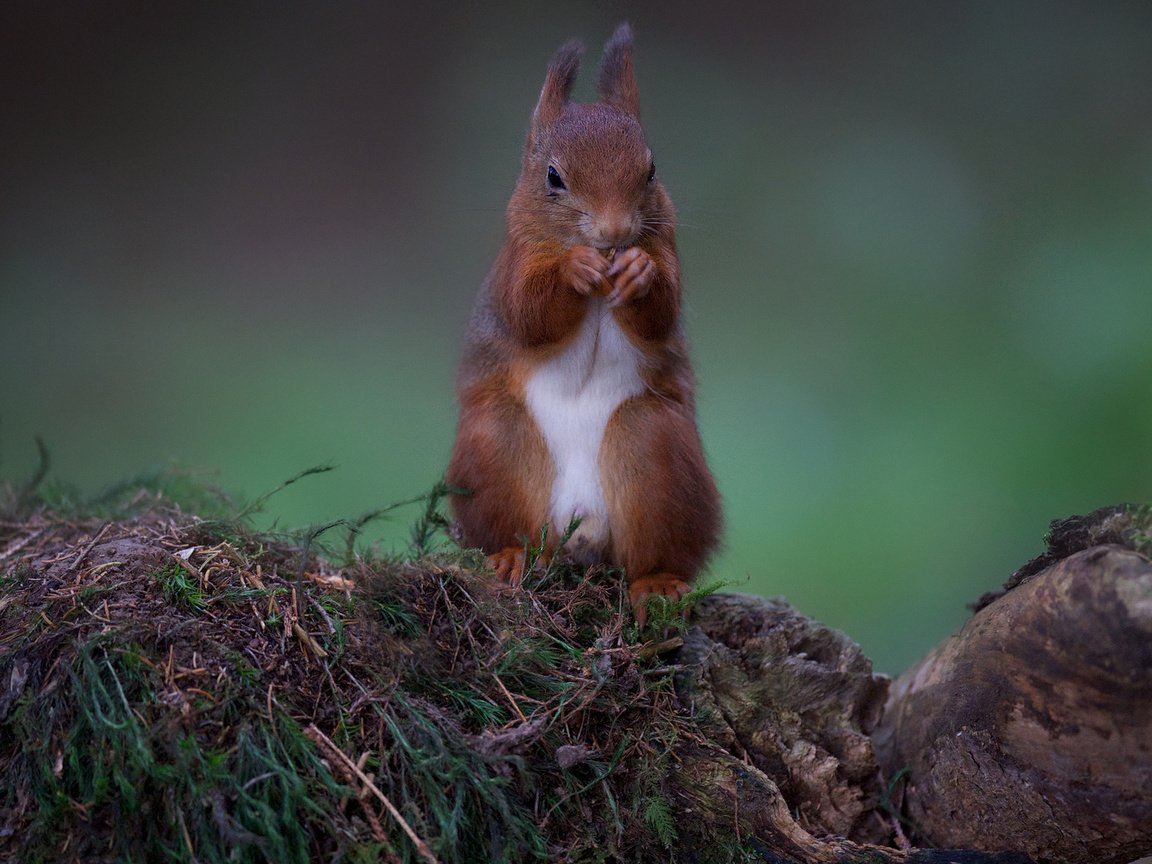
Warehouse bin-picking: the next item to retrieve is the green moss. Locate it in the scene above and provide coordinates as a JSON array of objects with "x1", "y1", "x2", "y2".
[
  {"x1": 154, "y1": 559, "x2": 208, "y2": 611},
  {"x1": 4, "y1": 637, "x2": 359, "y2": 864}
]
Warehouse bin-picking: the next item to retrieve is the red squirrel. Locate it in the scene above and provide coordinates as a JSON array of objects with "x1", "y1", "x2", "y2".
[{"x1": 446, "y1": 23, "x2": 721, "y2": 623}]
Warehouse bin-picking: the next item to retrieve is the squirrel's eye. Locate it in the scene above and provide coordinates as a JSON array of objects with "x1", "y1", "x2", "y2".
[
  {"x1": 547, "y1": 165, "x2": 567, "y2": 192},
  {"x1": 647, "y1": 161, "x2": 656, "y2": 183}
]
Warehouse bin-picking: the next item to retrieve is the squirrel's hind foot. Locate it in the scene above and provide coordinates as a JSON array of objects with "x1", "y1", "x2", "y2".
[
  {"x1": 487, "y1": 547, "x2": 551, "y2": 588},
  {"x1": 628, "y1": 574, "x2": 692, "y2": 628}
]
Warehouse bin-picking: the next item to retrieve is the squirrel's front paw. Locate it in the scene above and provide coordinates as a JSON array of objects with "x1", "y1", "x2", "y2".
[
  {"x1": 606, "y1": 246, "x2": 656, "y2": 307},
  {"x1": 562, "y1": 245, "x2": 612, "y2": 296}
]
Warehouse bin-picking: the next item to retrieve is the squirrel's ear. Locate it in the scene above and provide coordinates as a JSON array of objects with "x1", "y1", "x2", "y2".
[
  {"x1": 529, "y1": 39, "x2": 583, "y2": 145},
  {"x1": 597, "y1": 22, "x2": 640, "y2": 118}
]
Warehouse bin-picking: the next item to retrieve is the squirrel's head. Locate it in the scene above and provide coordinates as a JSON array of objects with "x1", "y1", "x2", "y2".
[{"x1": 512, "y1": 23, "x2": 672, "y2": 250}]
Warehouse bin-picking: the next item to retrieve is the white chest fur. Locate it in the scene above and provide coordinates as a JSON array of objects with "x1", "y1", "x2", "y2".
[{"x1": 524, "y1": 297, "x2": 645, "y2": 560}]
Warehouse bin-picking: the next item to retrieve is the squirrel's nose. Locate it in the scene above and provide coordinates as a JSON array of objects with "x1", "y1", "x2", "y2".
[{"x1": 593, "y1": 214, "x2": 635, "y2": 247}]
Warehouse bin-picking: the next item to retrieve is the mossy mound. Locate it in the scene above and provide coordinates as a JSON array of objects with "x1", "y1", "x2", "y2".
[{"x1": 0, "y1": 482, "x2": 722, "y2": 863}]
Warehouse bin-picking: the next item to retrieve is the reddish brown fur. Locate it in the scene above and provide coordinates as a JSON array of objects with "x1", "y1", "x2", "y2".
[
  {"x1": 446, "y1": 372, "x2": 553, "y2": 555},
  {"x1": 600, "y1": 394, "x2": 720, "y2": 580},
  {"x1": 493, "y1": 241, "x2": 596, "y2": 348},
  {"x1": 446, "y1": 23, "x2": 721, "y2": 618},
  {"x1": 612, "y1": 228, "x2": 681, "y2": 344}
]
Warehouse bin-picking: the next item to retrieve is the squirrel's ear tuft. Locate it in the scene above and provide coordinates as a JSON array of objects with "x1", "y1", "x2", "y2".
[
  {"x1": 530, "y1": 39, "x2": 583, "y2": 144},
  {"x1": 597, "y1": 22, "x2": 640, "y2": 118}
]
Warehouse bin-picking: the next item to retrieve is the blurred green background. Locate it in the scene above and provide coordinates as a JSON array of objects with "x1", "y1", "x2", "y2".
[{"x1": 2, "y1": 1, "x2": 1150, "y2": 673}]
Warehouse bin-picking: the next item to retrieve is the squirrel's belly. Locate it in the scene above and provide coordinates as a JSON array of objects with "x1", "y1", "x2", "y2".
[{"x1": 523, "y1": 297, "x2": 645, "y2": 562}]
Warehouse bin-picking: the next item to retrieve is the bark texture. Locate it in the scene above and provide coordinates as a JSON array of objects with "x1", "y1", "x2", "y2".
[
  {"x1": 875, "y1": 536, "x2": 1152, "y2": 864},
  {"x1": 677, "y1": 593, "x2": 890, "y2": 844},
  {"x1": 668, "y1": 593, "x2": 1039, "y2": 863}
]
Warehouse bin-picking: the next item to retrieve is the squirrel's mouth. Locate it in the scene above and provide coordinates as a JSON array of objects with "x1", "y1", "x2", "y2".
[{"x1": 593, "y1": 236, "x2": 638, "y2": 255}]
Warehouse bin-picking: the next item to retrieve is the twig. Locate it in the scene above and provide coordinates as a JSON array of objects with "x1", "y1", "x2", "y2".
[
  {"x1": 68, "y1": 522, "x2": 111, "y2": 572},
  {"x1": 292, "y1": 622, "x2": 329, "y2": 658},
  {"x1": 636, "y1": 636, "x2": 684, "y2": 660},
  {"x1": 308, "y1": 594, "x2": 338, "y2": 635},
  {"x1": 891, "y1": 811, "x2": 912, "y2": 852},
  {"x1": 305, "y1": 724, "x2": 440, "y2": 864},
  {"x1": 177, "y1": 805, "x2": 196, "y2": 859},
  {"x1": 0, "y1": 527, "x2": 47, "y2": 564},
  {"x1": 492, "y1": 673, "x2": 528, "y2": 723},
  {"x1": 327, "y1": 745, "x2": 393, "y2": 855}
]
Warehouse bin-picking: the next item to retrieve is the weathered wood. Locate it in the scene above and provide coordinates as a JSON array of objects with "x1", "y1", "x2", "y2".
[
  {"x1": 678, "y1": 593, "x2": 891, "y2": 844},
  {"x1": 875, "y1": 544, "x2": 1152, "y2": 864},
  {"x1": 670, "y1": 593, "x2": 1041, "y2": 863}
]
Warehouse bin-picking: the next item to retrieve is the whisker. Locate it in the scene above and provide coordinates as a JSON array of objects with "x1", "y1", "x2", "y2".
[
  {"x1": 503, "y1": 204, "x2": 591, "y2": 218},
  {"x1": 642, "y1": 219, "x2": 702, "y2": 232},
  {"x1": 545, "y1": 200, "x2": 591, "y2": 218}
]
